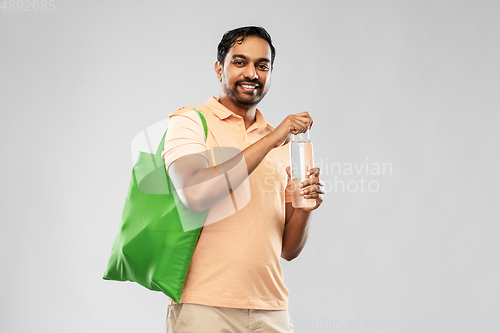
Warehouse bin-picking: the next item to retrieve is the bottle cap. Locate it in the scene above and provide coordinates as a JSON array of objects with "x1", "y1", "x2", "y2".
[{"x1": 293, "y1": 132, "x2": 310, "y2": 142}]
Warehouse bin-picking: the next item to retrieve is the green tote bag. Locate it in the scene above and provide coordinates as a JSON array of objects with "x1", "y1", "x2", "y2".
[{"x1": 103, "y1": 109, "x2": 209, "y2": 303}]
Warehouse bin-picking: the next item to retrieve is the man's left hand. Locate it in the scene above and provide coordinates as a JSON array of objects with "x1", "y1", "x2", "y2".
[{"x1": 286, "y1": 167, "x2": 325, "y2": 211}]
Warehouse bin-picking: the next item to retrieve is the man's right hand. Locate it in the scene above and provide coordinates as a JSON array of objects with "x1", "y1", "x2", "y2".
[
  {"x1": 267, "y1": 112, "x2": 314, "y2": 148},
  {"x1": 168, "y1": 111, "x2": 313, "y2": 215}
]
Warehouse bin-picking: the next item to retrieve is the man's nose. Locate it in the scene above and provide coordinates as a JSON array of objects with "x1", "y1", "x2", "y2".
[{"x1": 243, "y1": 65, "x2": 258, "y2": 80}]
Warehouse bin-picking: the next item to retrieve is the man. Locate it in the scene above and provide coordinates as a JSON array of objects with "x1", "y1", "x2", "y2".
[{"x1": 163, "y1": 26, "x2": 325, "y2": 333}]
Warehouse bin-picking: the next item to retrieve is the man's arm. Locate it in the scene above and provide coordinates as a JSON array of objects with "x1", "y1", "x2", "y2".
[
  {"x1": 281, "y1": 204, "x2": 313, "y2": 261},
  {"x1": 281, "y1": 167, "x2": 325, "y2": 261},
  {"x1": 168, "y1": 112, "x2": 313, "y2": 213},
  {"x1": 168, "y1": 136, "x2": 274, "y2": 213}
]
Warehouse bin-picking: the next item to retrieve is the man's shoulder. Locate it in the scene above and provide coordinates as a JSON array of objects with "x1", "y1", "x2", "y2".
[
  {"x1": 169, "y1": 105, "x2": 205, "y2": 118},
  {"x1": 166, "y1": 103, "x2": 216, "y2": 137}
]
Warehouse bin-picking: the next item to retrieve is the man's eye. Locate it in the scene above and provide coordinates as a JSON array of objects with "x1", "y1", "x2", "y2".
[
  {"x1": 234, "y1": 61, "x2": 244, "y2": 66},
  {"x1": 259, "y1": 64, "x2": 269, "y2": 70}
]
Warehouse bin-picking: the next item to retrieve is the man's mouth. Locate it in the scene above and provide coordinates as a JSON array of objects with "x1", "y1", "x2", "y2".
[{"x1": 238, "y1": 83, "x2": 259, "y2": 92}]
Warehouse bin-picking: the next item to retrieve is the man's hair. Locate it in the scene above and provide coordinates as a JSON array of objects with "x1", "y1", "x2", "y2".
[{"x1": 217, "y1": 26, "x2": 276, "y2": 69}]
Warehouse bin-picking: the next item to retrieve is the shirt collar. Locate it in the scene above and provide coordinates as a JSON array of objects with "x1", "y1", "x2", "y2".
[
  {"x1": 205, "y1": 96, "x2": 273, "y2": 130},
  {"x1": 206, "y1": 96, "x2": 232, "y2": 120}
]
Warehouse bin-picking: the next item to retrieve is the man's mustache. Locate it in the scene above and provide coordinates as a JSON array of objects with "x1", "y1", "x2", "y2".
[{"x1": 235, "y1": 79, "x2": 260, "y2": 86}]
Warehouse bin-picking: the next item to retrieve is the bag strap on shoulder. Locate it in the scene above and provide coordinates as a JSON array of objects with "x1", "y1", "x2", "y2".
[
  {"x1": 156, "y1": 108, "x2": 208, "y2": 156},
  {"x1": 193, "y1": 108, "x2": 208, "y2": 142}
]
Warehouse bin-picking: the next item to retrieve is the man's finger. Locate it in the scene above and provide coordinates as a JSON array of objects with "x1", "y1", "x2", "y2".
[{"x1": 306, "y1": 168, "x2": 321, "y2": 177}]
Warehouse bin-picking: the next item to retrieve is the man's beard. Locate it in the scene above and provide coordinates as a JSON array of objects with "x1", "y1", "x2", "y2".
[{"x1": 222, "y1": 80, "x2": 268, "y2": 106}]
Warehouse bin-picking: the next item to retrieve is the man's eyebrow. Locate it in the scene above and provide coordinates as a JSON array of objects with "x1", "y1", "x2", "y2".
[
  {"x1": 231, "y1": 54, "x2": 270, "y2": 63},
  {"x1": 232, "y1": 54, "x2": 248, "y2": 60},
  {"x1": 256, "y1": 57, "x2": 271, "y2": 63}
]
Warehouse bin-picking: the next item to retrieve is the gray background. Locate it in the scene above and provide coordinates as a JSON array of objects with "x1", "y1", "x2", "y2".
[{"x1": 1, "y1": 0, "x2": 499, "y2": 332}]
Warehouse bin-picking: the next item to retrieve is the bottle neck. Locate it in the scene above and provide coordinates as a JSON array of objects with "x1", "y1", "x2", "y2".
[{"x1": 293, "y1": 133, "x2": 310, "y2": 142}]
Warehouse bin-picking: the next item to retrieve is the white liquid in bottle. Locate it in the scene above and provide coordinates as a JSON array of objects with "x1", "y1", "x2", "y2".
[{"x1": 290, "y1": 132, "x2": 316, "y2": 208}]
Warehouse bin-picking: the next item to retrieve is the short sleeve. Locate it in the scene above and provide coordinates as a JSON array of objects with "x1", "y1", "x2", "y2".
[{"x1": 161, "y1": 109, "x2": 210, "y2": 172}]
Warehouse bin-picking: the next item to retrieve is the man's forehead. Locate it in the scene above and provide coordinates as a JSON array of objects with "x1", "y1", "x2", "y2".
[{"x1": 226, "y1": 36, "x2": 271, "y2": 59}]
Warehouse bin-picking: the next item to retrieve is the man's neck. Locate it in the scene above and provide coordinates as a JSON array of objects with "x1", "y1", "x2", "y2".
[{"x1": 218, "y1": 96, "x2": 258, "y2": 130}]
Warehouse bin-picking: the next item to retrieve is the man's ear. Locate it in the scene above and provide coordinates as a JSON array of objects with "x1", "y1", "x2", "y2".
[{"x1": 214, "y1": 61, "x2": 222, "y2": 82}]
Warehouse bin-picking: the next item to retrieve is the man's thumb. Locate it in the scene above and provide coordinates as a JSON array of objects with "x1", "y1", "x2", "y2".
[{"x1": 285, "y1": 166, "x2": 291, "y2": 177}]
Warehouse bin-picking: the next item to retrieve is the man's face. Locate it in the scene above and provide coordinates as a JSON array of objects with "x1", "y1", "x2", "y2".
[{"x1": 217, "y1": 36, "x2": 272, "y2": 107}]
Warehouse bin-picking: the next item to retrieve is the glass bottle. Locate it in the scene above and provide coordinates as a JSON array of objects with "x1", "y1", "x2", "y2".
[{"x1": 290, "y1": 132, "x2": 316, "y2": 208}]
